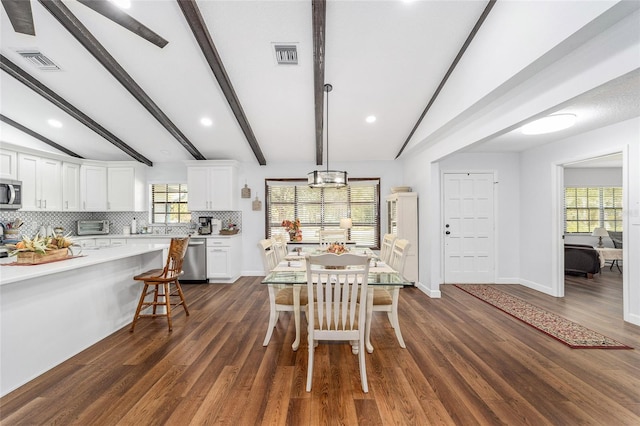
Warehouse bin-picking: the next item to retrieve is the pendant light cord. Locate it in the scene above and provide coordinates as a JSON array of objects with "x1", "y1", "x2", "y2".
[{"x1": 325, "y1": 84, "x2": 330, "y2": 172}]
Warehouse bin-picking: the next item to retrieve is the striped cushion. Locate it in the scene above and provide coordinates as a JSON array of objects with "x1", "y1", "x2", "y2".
[{"x1": 275, "y1": 287, "x2": 308, "y2": 305}]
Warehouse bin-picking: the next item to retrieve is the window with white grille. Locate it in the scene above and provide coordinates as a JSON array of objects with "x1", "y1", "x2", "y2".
[{"x1": 266, "y1": 179, "x2": 380, "y2": 248}]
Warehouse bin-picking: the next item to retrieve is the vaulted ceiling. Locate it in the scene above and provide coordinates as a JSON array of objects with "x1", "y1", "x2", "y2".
[{"x1": 1, "y1": 0, "x2": 638, "y2": 167}]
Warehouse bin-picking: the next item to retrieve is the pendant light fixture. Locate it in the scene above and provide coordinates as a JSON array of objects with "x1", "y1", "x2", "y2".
[{"x1": 308, "y1": 83, "x2": 348, "y2": 188}]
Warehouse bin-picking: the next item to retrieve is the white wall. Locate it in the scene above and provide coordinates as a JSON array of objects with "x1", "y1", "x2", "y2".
[
  {"x1": 142, "y1": 159, "x2": 404, "y2": 276},
  {"x1": 564, "y1": 167, "x2": 622, "y2": 187},
  {"x1": 437, "y1": 153, "x2": 521, "y2": 283},
  {"x1": 404, "y1": 117, "x2": 639, "y2": 325},
  {"x1": 519, "y1": 117, "x2": 639, "y2": 324},
  {"x1": 233, "y1": 160, "x2": 404, "y2": 276}
]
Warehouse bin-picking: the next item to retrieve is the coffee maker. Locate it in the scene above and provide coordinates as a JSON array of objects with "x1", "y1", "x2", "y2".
[{"x1": 198, "y1": 216, "x2": 212, "y2": 235}]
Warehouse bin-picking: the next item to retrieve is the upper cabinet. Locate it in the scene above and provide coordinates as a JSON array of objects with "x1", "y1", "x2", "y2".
[
  {"x1": 186, "y1": 160, "x2": 238, "y2": 211},
  {"x1": 107, "y1": 164, "x2": 147, "y2": 211},
  {"x1": 18, "y1": 153, "x2": 62, "y2": 211},
  {"x1": 0, "y1": 150, "x2": 18, "y2": 180},
  {"x1": 80, "y1": 164, "x2": 107, "y2": 211},
  {"x1": 62, "y1": 162, "x2": 81, "y2": 211},
  {"x1": 4, "y1": 143, "x2": 150, "y2": 212}
]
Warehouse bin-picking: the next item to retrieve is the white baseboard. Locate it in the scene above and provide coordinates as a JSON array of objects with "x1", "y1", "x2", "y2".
[
  {"x1": 517, "y1": 278, "x2": 557, "y2": 297},
  {"x1": 417, "y1": 281, "x2": 441, "y2": 298}
]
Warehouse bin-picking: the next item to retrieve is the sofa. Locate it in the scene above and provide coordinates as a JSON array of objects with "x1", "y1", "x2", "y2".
[{"x1": 565, "y1": 244, "x2": 601, "y2": 278}]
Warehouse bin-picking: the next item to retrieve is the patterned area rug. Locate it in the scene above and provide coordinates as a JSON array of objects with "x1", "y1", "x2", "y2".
[{"x1": 455, "y1": 284, "x2": 632, "y2": 349}]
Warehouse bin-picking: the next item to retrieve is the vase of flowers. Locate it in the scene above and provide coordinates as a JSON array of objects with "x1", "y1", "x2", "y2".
[{"x1": 282, "y1": 219, "x2": 302, "y2": 242}]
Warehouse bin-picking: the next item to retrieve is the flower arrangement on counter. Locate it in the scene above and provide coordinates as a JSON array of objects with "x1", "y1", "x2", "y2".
[
  {"x1": 282, "y1": 219, "x2": 302, "y2": 241},
  {"x1": 6, "y1": 234, "x2": 75, "y2": 256}
]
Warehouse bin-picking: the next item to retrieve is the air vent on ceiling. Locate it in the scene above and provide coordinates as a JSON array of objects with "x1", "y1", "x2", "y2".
[
  {"x1": 273, "y1": 44, "x2": 298, "y2": 65},
  {"x1": 17, "y1": 50, "x2": 61, "y2": 71}
]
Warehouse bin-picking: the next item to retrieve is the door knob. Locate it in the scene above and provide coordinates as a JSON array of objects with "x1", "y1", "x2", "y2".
[{"x1": 445, "y1": 231, "x2": 450, "y2": 235}]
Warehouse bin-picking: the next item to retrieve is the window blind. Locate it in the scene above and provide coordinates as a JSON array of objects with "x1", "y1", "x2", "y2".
[
  {"x1": 266, "y1": 179, "x2": 380, "y2": 248},
  {"x1": 564, "y1": 186, "x2": 622, "y2": 233}
]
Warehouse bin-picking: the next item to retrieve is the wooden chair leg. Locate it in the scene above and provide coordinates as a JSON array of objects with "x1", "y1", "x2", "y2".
[
  {"x1": 164, "y1": 283, "x2": 173, "y2": 331},
  {"x1": 174, "y1": 281, "x2": 190, "y2": 315},
  {"x1": 130, "y1": 283, "x2": 149, "y2": 332},
  {"x1": 152, "y1": 285, "x2": 159, "y2": 315}
]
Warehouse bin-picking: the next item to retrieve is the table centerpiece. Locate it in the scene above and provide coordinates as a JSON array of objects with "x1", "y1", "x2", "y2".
[{"x1": 6, "y1": 234, "x2": 76, "y2": 264}]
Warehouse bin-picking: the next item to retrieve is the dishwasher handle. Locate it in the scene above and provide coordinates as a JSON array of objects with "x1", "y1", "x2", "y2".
[{"x1": 188, "y1": 241, "x2": 205, "y2": 246}]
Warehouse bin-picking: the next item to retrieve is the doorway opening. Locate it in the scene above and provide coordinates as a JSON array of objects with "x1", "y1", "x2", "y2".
[{"x1": 558, "y1": 151, "x2": 625, "y2": 316}]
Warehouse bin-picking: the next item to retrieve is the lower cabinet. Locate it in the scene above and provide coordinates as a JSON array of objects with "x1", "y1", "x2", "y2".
[{"x1": 206, "y1": 236, "x2": 241, "y2": 283}]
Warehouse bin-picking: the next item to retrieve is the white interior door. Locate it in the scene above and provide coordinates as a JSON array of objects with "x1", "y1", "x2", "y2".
[{"x1": 443, "y1": 173, "x2": 495, "y2": 283}]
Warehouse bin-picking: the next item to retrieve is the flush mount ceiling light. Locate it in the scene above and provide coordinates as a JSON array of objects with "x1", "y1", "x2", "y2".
[
  {"x1": 308, "y1": 84, "x2": 348, "y2": 188},
  {"x1": 521, "y1": 113, "x2": 577, "y2": 135},
  {"x1": 109, "y1": 0, "x2": 131, "y2": 9},
  {"x1": 365, "y1": 115, "x2": 377, "y2": 123},
  {"x1": 47, "y1": 119, "x2": 62, "y2": 128},
  {"x1": 200, "y1": 117, "x2": 213, "y2": 127}
]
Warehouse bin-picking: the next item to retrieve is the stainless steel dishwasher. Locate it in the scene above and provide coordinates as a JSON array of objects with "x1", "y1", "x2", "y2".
[{"x1": 180, "y1": 238, "x2": 208, "y2": 283}]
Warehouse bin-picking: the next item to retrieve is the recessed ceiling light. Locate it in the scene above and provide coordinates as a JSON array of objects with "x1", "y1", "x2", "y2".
[
  {"x1": 365, "y1": 115, "x2": 377, "y2": 123},
  {"x1": 109, "y1": 0, "x2": 131, "y2": 9},
  {"x1": 200, "y1": 117, "x2": 213, "y2": 127},
  {"x1": 47, "y1": 119, "x2": 62, "y2": 128},
  {"x1": 521, "y1": 114, "x2": 576, "y2": 135}
]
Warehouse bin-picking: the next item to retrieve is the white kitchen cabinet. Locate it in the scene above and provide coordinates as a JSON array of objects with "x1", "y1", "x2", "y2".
[
  {"x1": 108, "y1": 238, "x2": 127, "y2": 247},
  {"x1": 0, "y1": 149, "x2": 18, "y2": 179},
  {"x1": 77, "y1": 238, "x2": 96, "y2": 249},
  {"x1": 107, "y1": 164, "x2": 147, "y2": 211},
  {"x1": 206, "y1": 236, "x2": 241, "y2": 282},
  {"x1": 18, "y1": 153, "x2": 62, "y2": 211},
  {"x1": 95, "y1": 239, "x2": 112, "y2": 248},
  {"x1": 186, "y1": 160, "x2": 237, "y2": 211},
  {"x1": 387, "y1": 192, "x2": 418, "y2": 283},
  {"x1": 62, "y1": 162, "x2": 81, "y2": 211},
  {"x1": 80, "y1": 164, "x2": 107, "y2": 211}
]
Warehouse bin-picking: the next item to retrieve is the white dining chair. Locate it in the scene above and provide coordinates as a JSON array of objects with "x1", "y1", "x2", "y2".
[
  {"x1": 379, "y1": 233, "x2": 397, "y2": 264},
  {"x1": 368, "y1": 238, "x2": 410, "y2": 350},
  {"x1": 259, "y1": 239, "x2": 307, "y2": 347},
  {"x1": 319, "y1": 229, "x2": 347, "y2": 247},
  {"x1": 305, "y1": 253, "x2": 370, "y2": 393},
  {"x1": 271, "y1": 235, "x2": 288, "y2": 263}
]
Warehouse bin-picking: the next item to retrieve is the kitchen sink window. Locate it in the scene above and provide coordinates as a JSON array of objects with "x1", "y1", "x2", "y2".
[
  {"x1": 265, "y1": 178, "x2": 380, "y2": 249},
  {"x1": 152, "y1": 184, "x2": 191, "y2": 224}
]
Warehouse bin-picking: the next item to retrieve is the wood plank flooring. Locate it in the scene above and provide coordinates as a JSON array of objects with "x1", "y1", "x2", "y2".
[{"x1": 2, "y1": 268, "x2": 639, "y2": 425}]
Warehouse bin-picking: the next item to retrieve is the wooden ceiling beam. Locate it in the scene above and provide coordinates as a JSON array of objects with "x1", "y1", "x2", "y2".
[
  {"x1": 38, "y1": 0, "x2": 205, "y2": 162},
  {"x1": 0, "y1": 114, "x2": 83, "y2": 159},
  {"x1": 77, "y1": 0, "x2": 168, "y2": 48},
  {"x1": 177, "y1": 0, "x2": 266, "y2": 166},
  {"x1": 0, "y1": 54, "x2": 152, "y2": 166},
  {"x1": 312, "y1": 0, "x2": 326, "y2": 166},
  {"x1": 1, "y1": 0, "x2": 35, "y2": 35},
  {"x1": 395, "y1": 0, "x2": 496, "y2": 159}
]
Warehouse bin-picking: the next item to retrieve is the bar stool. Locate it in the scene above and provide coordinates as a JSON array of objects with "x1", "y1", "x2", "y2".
[{"x1": 130, "y1": 236, "x2": 190, "y2": 332}]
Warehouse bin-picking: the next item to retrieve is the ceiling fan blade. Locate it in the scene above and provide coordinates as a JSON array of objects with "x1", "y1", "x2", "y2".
[
  {"x1": 76, "y1": 0, "x2": 167, "y2": 48},
  {"x1": 1, "y1": 0, "x2": 36, "y2": 35}
]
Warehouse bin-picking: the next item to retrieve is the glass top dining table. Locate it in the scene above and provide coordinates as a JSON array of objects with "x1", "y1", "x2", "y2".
[{"x1": 261, "y1": 251, "x2": 411, "y2": 352}]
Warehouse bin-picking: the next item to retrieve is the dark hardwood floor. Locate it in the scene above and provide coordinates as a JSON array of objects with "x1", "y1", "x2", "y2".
[{"x1": 2, "y1": 268, "x2": 639, "y2": 425}]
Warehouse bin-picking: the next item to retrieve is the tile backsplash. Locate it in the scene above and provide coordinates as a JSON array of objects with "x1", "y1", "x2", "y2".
[{"x1": 0, "y1": 210, "x2": 241, "y2": 240}]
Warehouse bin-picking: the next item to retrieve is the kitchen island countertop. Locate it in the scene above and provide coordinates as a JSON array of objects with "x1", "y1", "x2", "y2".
[{"x1": 0, "y1": 243, "x2": 168, "y2": 286}]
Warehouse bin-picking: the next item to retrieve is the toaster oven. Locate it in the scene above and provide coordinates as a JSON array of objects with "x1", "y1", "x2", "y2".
[{"x1": 76, "y1": 220, "x2": 110, "y2": 235}]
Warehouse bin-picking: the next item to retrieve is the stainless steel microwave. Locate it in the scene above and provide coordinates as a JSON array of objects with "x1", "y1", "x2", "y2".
[{"x1": 0, "y1": 179, "x2": 22, "y2": 210}]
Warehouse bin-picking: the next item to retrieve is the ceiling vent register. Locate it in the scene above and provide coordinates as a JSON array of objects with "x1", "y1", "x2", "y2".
[
  {"x1": 17, "y1": 50, "x2": 61, "y2": 71},
  {"x1": 273, "y1": 44, "x2": 298, "y2": 65}
]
